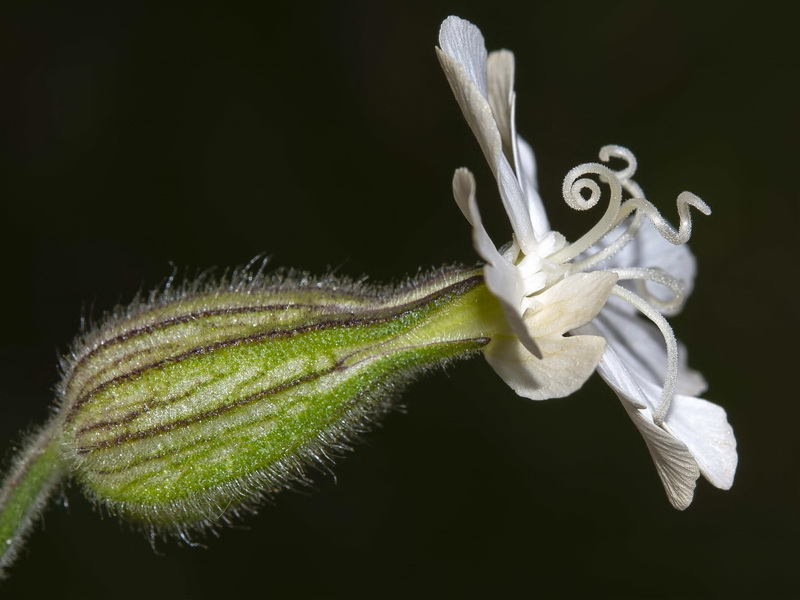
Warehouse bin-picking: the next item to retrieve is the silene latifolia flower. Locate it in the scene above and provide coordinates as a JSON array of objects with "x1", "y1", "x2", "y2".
[
  {"x1": 0, "y1": 15, "x2": 736, "y2": 582},
  {"x1": 436, "y1": 16, "x2": 737, "y2": 509}
]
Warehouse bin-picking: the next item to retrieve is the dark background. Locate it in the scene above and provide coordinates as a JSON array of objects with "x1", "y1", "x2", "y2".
[{"x1": 1, "y1": 1, "x2": 797, "y2": 598}]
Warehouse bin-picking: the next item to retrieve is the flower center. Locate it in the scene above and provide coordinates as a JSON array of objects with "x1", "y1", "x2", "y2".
[{"x1": 523, "y1": 146, "x2": 710, "y2": 425}]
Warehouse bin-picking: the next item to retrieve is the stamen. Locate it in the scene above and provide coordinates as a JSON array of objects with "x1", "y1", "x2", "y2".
[
  {"x1": 610, "y1": 267, "x2": 687, "y2": 316},
  {"x1": 566, "y1": 147, "x2": 645, "y2": 272},
  {"x1": 548, "y1": 145, "x2": 645, "y2": 266},
  {"x1": 612, "y1": 191, "x2": 711, "y2": 246},
  {"x1": 548, "y1": 147, "x2": 710, "y2": 273},
  {"x1": 611, "y1": 285, "x2": 678, "y2": 426},
  {"x1": 570, "y1": 211, "x2": 644, "y2": 272},
  {"x1": 598, "y1": 145, "x2": 638, "y2": 183},
  {"x1": 548, "y1": 162, "x2": 623, "y2": 264}
]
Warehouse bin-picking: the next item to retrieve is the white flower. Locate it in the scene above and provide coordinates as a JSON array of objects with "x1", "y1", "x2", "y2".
[{"x1": 437, "y1": 16, "x2": 737, "y2": 509}]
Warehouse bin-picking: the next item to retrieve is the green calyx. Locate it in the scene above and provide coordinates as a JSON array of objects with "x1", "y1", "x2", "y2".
[{"x1": 56, "y1": 265, "x2": 503, "y2": 531}]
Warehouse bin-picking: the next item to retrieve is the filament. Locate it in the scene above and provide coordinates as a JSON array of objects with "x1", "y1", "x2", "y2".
[
  {"x1": 571, "y1": 211, "x2": 645, "y2": 272},
  {"x1": 610, "y1": 267, "x2": 687, "y2": 316},
  {"x1": 548, "y1": 162, "x2": 623, "y2": 264},
  {"x1": 611, "y1": 191, "x2": 711, "y2": 246},
  {"x1": 611, "y1": 285, "x2": 678, "y2": 426}
]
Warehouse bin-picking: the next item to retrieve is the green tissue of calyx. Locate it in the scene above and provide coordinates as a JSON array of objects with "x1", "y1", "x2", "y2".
[{"x1": 55, "y1": 266, "x2": 502, "y2": 531}]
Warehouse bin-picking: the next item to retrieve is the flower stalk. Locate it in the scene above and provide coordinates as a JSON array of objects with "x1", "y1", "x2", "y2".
[{"x1": 0, "y1": 421, "x2": 66, "y2": 577}]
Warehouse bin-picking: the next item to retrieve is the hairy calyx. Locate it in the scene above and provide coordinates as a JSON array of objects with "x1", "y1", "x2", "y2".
[{"x1": 0, "y1": 264, "x2": 505, "y2": 575}]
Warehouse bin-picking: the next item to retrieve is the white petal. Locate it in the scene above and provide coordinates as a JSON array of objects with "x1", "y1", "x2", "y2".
[
  {"x1": 439, "y1": 16, "x2": 489, "y2": 97},
  {"x1": 594, "y1": 342, "x2": 701, "y2": 509},
  {"x1": 635, "y1": 376, "x2": 737, "y2": 492},
  {"x1": 484, "y1": 271, "x2": 615, "y2": 398},
  {"x1": 618, "y1": 400, "x2": 700, "y2": 510},
  {"x1": 452, "y1": 168, "x2": 504, "y2": 266},
  {"x1": 485, "y1": 50, "x2": 551, "y2": 243},
  {"x1": 593, "y1": 296, "x2": 708, "y2": 396},
  {"x1": 495, "y1": 161, "x2": 536, "y2": 253},
  {"x1": 487, "y1": 49, "x2": 515, "y2": 167},
  {"x1": 485, "y1": 333, "x2": 606, "y2": 400},
  {"x1": 436, "y1": 45, "x2": 500, "y2": 169},
  {"x1": 527, "y1": 272, "x2": 617, "y2": 338},
  {"x1": 516, "y1": 136, "x2": 551, "y2": 238},
  {"x1": 591, "y1": 325, "x2": 737, "y2": 504},
  {"x1": 452, "y1": 168, "x2": 541, "y2": 358},
  {"x1": 484, "y1": 264, "x2": 542, "y2": 358},
  {"x1": 663, "y1": 395, "x2": 737, "y2": 490},
  {"x1": 437, "y1": 20, "x2": 535, "y2": 252},
  {"x1": 586, "y1": 325, "x2": 646, "y2": 410}
]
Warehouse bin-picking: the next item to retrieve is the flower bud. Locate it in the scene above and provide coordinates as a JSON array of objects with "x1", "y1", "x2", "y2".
[{"x1": 56, "y1": 266, "x2": 500, "y2": 533}]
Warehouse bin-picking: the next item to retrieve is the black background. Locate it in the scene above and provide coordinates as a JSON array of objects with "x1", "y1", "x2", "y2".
[{"x1": 1, "y1": 1, "x2": 798, "y2": 598}]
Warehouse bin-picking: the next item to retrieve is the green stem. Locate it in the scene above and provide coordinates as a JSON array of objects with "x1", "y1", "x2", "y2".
[{"x1": 0, "y1": 420, "x2": 66, "y2": 579}]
